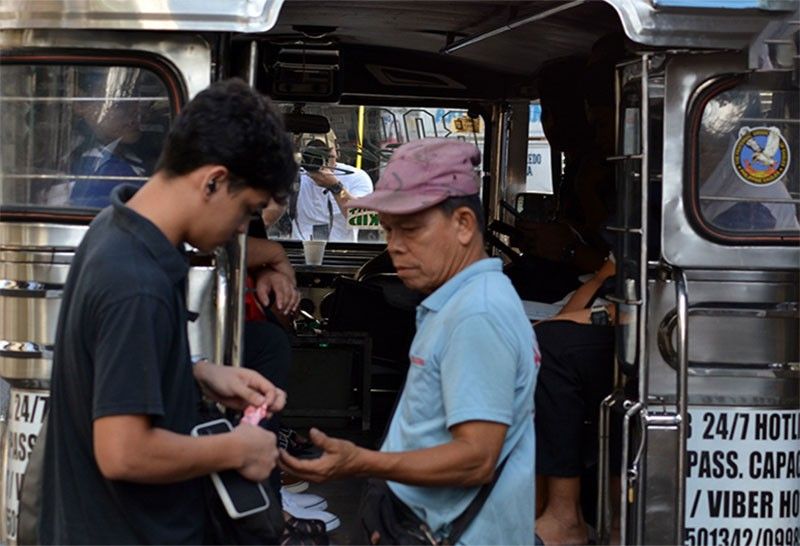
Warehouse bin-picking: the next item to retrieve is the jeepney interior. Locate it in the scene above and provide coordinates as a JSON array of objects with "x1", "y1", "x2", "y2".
[{"x1": 0, "y1": 1, "x2": 798, "y2": 544}]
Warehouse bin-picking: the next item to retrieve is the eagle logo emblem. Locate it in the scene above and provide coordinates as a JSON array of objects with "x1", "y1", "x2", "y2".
[{"x1": 731, "y1": 126, "x2": 790, "y2": 186}]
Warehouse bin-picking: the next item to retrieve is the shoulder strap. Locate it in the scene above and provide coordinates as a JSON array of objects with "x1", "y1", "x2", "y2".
[
  {"x1": 378, "y1": 378, "x2": 510, "y2": 545},
  {"x1": 445, "y1": 455, "x2": 509, "y2": 545}
]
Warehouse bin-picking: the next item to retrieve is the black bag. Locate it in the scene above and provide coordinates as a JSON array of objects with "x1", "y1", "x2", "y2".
[{"x1": 359, "y1": 459, "x2": 507, "y2": 545}]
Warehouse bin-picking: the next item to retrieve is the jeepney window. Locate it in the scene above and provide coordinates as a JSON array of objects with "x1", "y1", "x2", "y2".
[
  {"x1": 692, "y1": 73, "x2": 799, "y2": 238},
  {"x1": 271, "y1": 104, "x2": 485, "y2": 243},
  {"x1": 0, "y1": 64, "x2": 174, "y2": 211}
]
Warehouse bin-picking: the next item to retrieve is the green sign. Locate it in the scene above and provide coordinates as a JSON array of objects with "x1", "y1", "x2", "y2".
[{"x1": 347, "y1": 208, "x2": 381, "y2": 230}]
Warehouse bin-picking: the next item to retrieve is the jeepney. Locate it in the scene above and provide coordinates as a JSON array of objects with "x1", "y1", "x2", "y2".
[{"x1": 0, "y1": 1, "x2": 797, "y2": 544}]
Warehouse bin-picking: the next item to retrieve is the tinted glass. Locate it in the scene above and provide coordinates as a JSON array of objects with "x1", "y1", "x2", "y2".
[
  {"x1": 695, "y1": 74, "x2": 799, "y2": 235},
  {"x1": 0, "y1": 64, "x2": 173, "y2": 211}
]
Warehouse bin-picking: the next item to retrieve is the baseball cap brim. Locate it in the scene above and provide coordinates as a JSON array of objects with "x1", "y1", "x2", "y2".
[{"x1": 345, "y1": 188, "x2": 452, "y2": 215}]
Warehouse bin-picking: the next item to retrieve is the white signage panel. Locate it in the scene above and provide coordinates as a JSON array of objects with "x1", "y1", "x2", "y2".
[{"x1": 685, "y1": 407, "x2": 800, "y2": 546}]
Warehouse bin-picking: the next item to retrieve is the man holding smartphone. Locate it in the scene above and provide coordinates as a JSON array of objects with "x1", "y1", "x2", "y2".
[{"x1": 38, "y1": 79, "x2": 296, "y2": 544}]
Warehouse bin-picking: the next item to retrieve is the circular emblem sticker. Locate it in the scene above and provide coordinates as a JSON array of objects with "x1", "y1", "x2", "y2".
[{"x1": 731, "y1": 126, "x2": 791, "y2": 186}]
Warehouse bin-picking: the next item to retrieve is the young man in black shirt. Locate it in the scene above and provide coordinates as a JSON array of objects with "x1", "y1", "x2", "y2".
[{"x1": 39, "y1": 79, "x2": 298, "y2": 544}]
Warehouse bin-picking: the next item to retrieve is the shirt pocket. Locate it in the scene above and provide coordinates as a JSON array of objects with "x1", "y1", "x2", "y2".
[{"x1": 399, "y1": 354, "x2": 443, "y2": 425}]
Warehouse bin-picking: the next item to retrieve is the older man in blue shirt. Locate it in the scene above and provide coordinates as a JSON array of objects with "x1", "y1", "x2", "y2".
[{"x1": 280, "y1": 138, "x2": 538, "y2": 545}]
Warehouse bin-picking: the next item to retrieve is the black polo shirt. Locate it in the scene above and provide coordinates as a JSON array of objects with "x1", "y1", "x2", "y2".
[{"x1": 39, "y1": 185, "x2": 204, "y2": 544}]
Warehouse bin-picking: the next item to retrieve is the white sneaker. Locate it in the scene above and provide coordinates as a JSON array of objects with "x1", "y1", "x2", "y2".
[
  {"x1": 281, "y1": 489, "x2": 328, "y2": 511},
  {"x1": 282, "y1": 495, "x2": 340, "y2": 532},
  {"x1": 281, "y1": 476, "x2": 309, "y2": 493}
]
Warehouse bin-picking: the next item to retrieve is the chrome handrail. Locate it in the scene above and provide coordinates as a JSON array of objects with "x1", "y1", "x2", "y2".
[{"x1": 673, "y1": 269, "x2": 689, "y2": 545}]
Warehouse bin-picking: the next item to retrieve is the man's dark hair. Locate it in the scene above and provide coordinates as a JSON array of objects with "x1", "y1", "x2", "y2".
[
  {"x1": 156, "y1": 78, "x2": 297, "y2": 204},
  {"x1": 438, "y1": 194, "x2": 485, "y2": 234}
]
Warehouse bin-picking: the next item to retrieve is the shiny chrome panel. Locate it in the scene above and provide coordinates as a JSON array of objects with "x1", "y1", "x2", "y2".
[
  {"x1": 0, "y1": 250, "x2": 73, "y2": 264},
  {"x1": 0, "y1": 223, "x2": 87, "y2": 251},
  {"x1": 0, "y1": 263, "x2": 71, "y2": 286},
  {"x1": 0, "y1": 280, "x2": 62, "y2": 299},
  {"x1": 0, "y1": 30, "x2": 210, "y2": 99},
  {"x1": 0, "y1": 246, "x2": 67, "y2": 383},
  {"x1": 0, "y1": 342, "x2": 50, "y2": 359},
  {"x1": 661, "y1": 52, "x2": 800, "y2": 269},
  {"x1": 647, "y1": 274, "x2": 799, "y2": 406},
  {"x1": 640, "y1": 425, "x2": 680, "y2": 545},
  {"x1": 186, "y1": 266, "x2": 217, "y2": 364},
  {"x1": 0, "y1": 285, "x2": 61, "y2": 380},
  {"x1": 0, "y1": 0, "x2": 285, "y2": 33},
  {"x1": 605, "y1": 0, "x2": 795, "y2": 50},
  {"x1": 0, "y1": 357, "x2": 51, "y2": 384}
]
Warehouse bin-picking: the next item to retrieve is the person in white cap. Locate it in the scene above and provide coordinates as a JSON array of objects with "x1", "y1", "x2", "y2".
[{"x1": 280, "y1": 138, "x2": 538, "y2": 545}]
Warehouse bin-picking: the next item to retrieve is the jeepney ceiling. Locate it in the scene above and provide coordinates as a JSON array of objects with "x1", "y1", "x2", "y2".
[{"x1": 268, "y1": 1, "x2": 621, "y2": 77}]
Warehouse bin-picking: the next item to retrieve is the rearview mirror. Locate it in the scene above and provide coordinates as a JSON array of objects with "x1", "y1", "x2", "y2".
[{"x1": 282, "y1": 113, "x2": 331, "y2": 135}]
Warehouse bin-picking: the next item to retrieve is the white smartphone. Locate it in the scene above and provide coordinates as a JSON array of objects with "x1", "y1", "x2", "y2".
[{"x1": 190, "y1": 418, "x2": 271, "y2": 519}]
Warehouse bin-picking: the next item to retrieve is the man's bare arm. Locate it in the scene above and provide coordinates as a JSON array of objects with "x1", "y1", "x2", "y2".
[
  {"x1": 280, "y1": 420, "x2": 507, "y2": 487},
  {"x1": 246, "y1": 236, "x2": 295, "y2": 282},
  {"x1": 94, "y1": 414, "x2": 277, "y2": 483}
]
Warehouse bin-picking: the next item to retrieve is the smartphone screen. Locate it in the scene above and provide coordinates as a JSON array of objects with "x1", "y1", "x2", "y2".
[{"x1": 193, "y1": 419, "x2": 270, "y2": 516}]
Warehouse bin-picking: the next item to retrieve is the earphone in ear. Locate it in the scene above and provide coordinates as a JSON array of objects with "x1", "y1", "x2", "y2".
[{"x1": 207, "y1": 178, "x2": 218, "y2": 194}]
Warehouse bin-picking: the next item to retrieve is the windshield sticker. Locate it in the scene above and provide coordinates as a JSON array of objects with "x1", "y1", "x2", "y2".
[
  {"x1": 731, "y1": 126, "x2": 791, "y2": 187},
  {"x1": 346, "y1": 207, "x2": 381, "y2": 230}
]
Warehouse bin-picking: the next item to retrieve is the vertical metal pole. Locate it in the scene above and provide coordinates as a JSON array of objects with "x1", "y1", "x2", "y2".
[
  {"x1": 631, "y1": 54, "x2": 651, "y2": 546},
  {"x1": 674, "y1": 269, "x2": 689, "y2": 544},
  {"x1": 637, "y1": 53, "x2": 650, "y2": 425},
  {"x1": 246, "y1": 40, "x2": 258, "y2": 88},
  {"x1": 229, "y1": 40, "x2": 260, "y2": 368},
  {"x1": 213, "y1": 248, "x2": 229, "y2": 366},
  {"x1": 596, "y1": 393, "x2": 615, "y2": 544},
  {"x1": 620, "y1": 401, "x2": 643, "y2": 546},
  {"x1": 488, "y1": 103, "x2": 508, "y2": 224}
]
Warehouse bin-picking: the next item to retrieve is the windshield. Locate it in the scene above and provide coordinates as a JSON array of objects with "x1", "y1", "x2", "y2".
[{"x1": 272, "y1": 104, "x2": 484, "y2": 243}]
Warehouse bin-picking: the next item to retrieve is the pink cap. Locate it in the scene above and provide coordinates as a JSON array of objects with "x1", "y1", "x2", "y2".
[{"x1": 346, "y1": 138, "x2": 481, "y2": 214}]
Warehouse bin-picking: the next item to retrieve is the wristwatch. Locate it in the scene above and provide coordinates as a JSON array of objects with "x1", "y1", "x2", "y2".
[
  {"x1": 325, "y1": 181, "x2": 344, "y2": 197},
  {"x1": 590, "y1": 305, "x2": 609, "y2": 326}
]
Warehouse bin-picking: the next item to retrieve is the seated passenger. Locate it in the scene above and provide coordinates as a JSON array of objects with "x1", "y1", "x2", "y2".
[
  {"x1": 68, "y1": 69, "x2": 151, "y2": 208},
  {"x1": 514, "y1": 35, "x2": 624, "y2": 281},
  {"x1": 534, "y1": 257, "x2": 617, "y2": 546}
]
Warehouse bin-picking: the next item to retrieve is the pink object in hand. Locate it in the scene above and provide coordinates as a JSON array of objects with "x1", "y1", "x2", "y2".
[{"x1": 241, "y1": 404, "x2": 268, "y2": 425}]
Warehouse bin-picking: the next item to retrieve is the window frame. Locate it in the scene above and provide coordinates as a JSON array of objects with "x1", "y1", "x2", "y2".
[
  {"x1": 685, "y1": 74, "x2": 799, "y2": 246},
  {"x1": 0, "y1": 49, "x2": 185, "y2": 223}
]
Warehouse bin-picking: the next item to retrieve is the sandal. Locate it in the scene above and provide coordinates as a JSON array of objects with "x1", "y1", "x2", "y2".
[{"x1": 280, "y1": 516, "x2": 329, "y2": 546}]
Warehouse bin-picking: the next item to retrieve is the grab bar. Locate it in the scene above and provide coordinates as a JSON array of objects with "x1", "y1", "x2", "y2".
[{"x1": 657, "y1": 300, "x2": 799, "y2": 371}]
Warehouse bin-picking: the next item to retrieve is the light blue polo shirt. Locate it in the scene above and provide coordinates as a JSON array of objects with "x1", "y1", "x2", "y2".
[{"x1": 381, "y1": 258, "x2": 538, "y2": 545}]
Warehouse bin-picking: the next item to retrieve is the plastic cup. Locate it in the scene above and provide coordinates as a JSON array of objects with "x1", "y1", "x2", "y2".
[{"x1": 302, "y1": 240, "x2": 326, "y2": 265}]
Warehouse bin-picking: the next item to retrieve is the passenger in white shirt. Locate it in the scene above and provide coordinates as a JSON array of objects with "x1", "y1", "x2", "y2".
[{"x1": 291, "y1": 139, "x2": 373, "y2": 241}]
